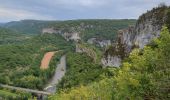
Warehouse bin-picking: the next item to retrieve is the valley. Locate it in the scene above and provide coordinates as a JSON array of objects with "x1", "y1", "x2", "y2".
[
  {"x1": 0, "y1": 4, "x2": 170, "y2": 100},
  {"x1": 44, "y1": 55, "x2": 66, "y2": 94}
]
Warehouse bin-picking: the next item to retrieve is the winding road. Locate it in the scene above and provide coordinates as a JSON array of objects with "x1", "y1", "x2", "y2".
[{"x1": 44, "y1": 55, "x2": 66, "y2": 93}]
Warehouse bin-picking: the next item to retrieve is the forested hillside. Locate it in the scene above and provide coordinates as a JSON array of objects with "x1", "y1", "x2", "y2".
[
  {"x1": 1, "y1": 19, "x2": 136, "y2": 41},
  {"x1": 49, "y1": 5, "x2": 170, "y2": 100},
  {"x1": 1, "y1": 20, "x2": 53, "y2": 34},
  {"x1": 57, "y1": 52, "x2": 105, "y2": 90},
  {"x1": 0, "y1": 34, "x2": 74, "y2": 90},
  {"x1": 49, "y1": 19, "x2": 136, "y2": 41},
  {"x1": 0, "y1": 27, "x2": 29, "y2": 44}
]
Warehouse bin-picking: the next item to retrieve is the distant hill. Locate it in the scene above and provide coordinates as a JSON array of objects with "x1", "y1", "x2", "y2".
[
  {"x1": 2, "y1": 20, "x2": 54, "y2": 34},
  {"x1": 46, "y1": 19, "x2": 137, "y2": 41},
  {"x1": 0, "y1": 23, "x2": 4, "y2": 26},
  {"x1": 1, "y1": 19, "x2": 136, "y2": 41},
  {"x1": 0, "y1": 27, "x2": 30, "y2": 44}
]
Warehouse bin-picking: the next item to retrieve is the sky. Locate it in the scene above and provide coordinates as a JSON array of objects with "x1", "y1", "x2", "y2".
[{"x1": 0, "y1": 0, "x2": 170, "y2": 22}]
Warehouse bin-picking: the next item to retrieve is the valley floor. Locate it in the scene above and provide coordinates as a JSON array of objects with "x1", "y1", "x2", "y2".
[{"x1": 44, "y1": 55, "x2": 66, "y2": 93}]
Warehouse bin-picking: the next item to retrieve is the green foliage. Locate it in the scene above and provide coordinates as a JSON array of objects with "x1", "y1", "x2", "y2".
[
  {"x1": 105, "y1": 41, "x2": 126, "y2": 59},
  {"x1": 49, "y1": 78, "x2": 114, "y2": 100},
  {"x1": 112, "y1": 26, "x2": 170, "y2": 99},
  {"x1": 50, "y1": 26, "x2": 170, "y2": 100},
  {"x1": 2, "y1": 19, "x2": 136, "y2": 41},
  {"x1": 0, "y1": 34, "x2": 74, "y2": 90},
  {"x1": 50, "y1": 19, "x2": 136, "y2": 41},
  {"x1": 2, "y1": 20, "x2": 52, "y2": 34},
  {"x1": 0, "y1": 27, "x2": 29, "y2": 45},
  {"x1": 77, "y1": 43, "x2": 102, "y2": 63},
  {"x1": 57, "y1": 52, "x2": 104, "y2": 90},
  {"x1": 137, "y1": 5, "x2": 167, "y2": 26},
  {"x1": 165, "y1": 8, "x2": 170, "y2": 30},
  {"x1": 0, "y1": 89, "x2": 32, "y2": 100}
]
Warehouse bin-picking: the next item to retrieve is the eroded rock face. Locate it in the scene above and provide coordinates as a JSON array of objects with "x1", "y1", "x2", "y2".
[
  {"x1": 76, "y1": 44, "x2": 97, "y2": 62},
  {"x1": 42, "y1": 28, "x2": 56, "y2": 34},
  {"x1": 117, "y1": 26, "x2": 135, "y2": 53},
  {"x1": 102, "y1": 6, "x2": 167, "y2": 67},
  {"x1": 101, "y1": 55, "x2": 121, "y2": 67},
  {"x1": 61, "y1": 32, "x2": 81, "y2": 41},
  {"x1": 87, "y1": 38, "x2": 111, "y2": 47},
  {"x1": 42, "y1": 28, "x2": 81, "y2": 41},
  {"x1": 134, "y1": 17, "x2": 162, "y2": 48}
]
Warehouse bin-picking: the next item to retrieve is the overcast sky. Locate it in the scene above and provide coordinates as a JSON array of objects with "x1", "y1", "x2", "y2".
[{"x1": 0, "y1": 0, "x2": 170, "y2": 22}]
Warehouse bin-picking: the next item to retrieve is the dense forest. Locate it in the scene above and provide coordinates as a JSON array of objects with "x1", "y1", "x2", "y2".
[
  {"x1": 0, "y1": 31, "x2": 74, "y2": 97},
  {"x1": 1, "y1": 20, "x2": 53, "y2": 34},
  {"x1": 57, "y1": 52, "x2": 105, "y2": 90},
  {"x1": 0, "y1": 32, "x2": 75, "y2": 99},
  {"x1": 0, "y1": 27, "x2": 29, "y2": 44},
  {"x1": 0, "y1": 33, "x2": 74, "y2": 89}
]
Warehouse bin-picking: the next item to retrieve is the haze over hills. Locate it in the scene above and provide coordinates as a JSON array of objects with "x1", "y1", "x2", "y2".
[{"x1": 0, "y1": 1, "x2": 170, "y2": 100}]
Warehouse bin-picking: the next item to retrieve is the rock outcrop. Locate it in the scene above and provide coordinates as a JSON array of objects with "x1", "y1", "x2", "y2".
[
  {"x1": 101, "y1": 55, "x2": 121, "y2": 68},
  {"x1": 102, "y1": 5, "x2": 168, "y2": 67},
  {"x1": 42, "y1": 27, "x2": 81, "y2": 41},
  {"x1": 76, "y1": 44, "x2": 97, "y2": 62},
  {"x1": 42, "y1": 28, "x2": 56, "y2": 34},
  {"x1": 87, "y1": 38, "x2": 111, "y2": 48},
  {"x1": 61, "y1": 32, "x2": 81, "y2": 41}
]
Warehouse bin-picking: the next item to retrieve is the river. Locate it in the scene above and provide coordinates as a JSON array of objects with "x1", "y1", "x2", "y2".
[{"x1": 44, "y1": 55, "x2": 66, "y2": 93}]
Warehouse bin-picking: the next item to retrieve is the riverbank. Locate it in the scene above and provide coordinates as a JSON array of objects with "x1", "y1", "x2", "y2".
[{"x1": 44, "y1": 55, "x2": 66, "y2": 93}]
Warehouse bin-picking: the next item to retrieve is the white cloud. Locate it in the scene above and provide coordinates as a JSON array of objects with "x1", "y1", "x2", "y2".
[{"x1": 0, "y1": 7, "x2": 55, "y2": 22}]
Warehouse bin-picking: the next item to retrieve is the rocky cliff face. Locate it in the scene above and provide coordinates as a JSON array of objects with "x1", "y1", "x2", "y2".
[
  {"x1": 102, "y1": 6, "x2": 167, "y2": 67},
  {"x1": 61, "y1": 32, "x2": 81, "y2": 41},
  {"x1": 87, "y1": 38, "x2": 111, "y2": 48},
  {"x1": 76, "y1": 44, "x2": 97, "y2": 62},
  {"x1": 42, "y1": 27, "x2": 81, "y2": 41},
  {"x1": 42, "y1": 28, "x2": 56, "y2": 34}
]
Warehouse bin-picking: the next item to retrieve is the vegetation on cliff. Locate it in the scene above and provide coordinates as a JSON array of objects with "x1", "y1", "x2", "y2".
[
  {"x1": 1, "y1": 19, "x2": 136, "y2": 41},
  {"x1": 57, "y1": 52, "x2": 105, "y2": 90},
  {"x1": 50, "y1": 26, "x2": 170, "y2": 100}
]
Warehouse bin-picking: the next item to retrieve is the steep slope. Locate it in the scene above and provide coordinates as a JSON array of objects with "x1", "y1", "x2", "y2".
[
  {"x1": 102, "y1": 5, "x2": 169, "y2": 67},
  {"x1": 76, "y1": 43, "x2": 102, "y2": 63},
  {"x1": 49, "y1": 16, "x2": 170, "y2": 100},
  {"x1": 42, "y1": 19, "x2": 136, "y2": 43},
  {"x1": 1, "y1": 19, "x2": 136, "y2": 48}
]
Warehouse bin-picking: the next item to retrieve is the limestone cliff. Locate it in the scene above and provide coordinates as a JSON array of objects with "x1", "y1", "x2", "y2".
[
  {"x1": 76, "y1": 44, "x2": 97, "y2": 63},
  {"x1": 102, "y1": 5, "x2": 168, "y2": 67},
  {"x1": 42, "y1": 27, "x2": 81, "y2": 41},
  {"x1": 87, "y1": 38, "x2": 111, "y2": 48},
  {"x1": 42, "y1": 28, "x2": 56, "y2": 34}
]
